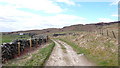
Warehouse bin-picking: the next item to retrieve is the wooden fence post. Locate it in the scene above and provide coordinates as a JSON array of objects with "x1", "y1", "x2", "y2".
[
  {"x1": 100, "y1": 29, "x2": 101, "y2": 34},
  {"x1": 30, "y1": 38, "x2": 32, "y2": 49},
  {"x1": 107, "y1": 30, "x2": 109, "y2": 36},
  {"x1": 102, "y1": 29, "x2": 103, "y2": 35},
  {"x1": 18, "y1": 42, "x2": 20, "y2": 56},
  {"x1": 112, "y1": 31, "x2": 116, "y2": 39}
]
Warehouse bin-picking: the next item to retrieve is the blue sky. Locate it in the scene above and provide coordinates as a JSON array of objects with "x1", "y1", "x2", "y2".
[{"x1": 0, "y1": 0, "x2": 119, "y2": 32}]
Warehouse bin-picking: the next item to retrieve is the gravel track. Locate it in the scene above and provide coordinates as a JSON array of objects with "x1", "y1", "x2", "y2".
[{"x1": 45, "y1": 39, "x2": 95, "y2": 66}]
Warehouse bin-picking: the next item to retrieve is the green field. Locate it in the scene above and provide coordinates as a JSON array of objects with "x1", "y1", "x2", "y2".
[{"x1": 2, "y1": 34, "x2": 30, "y2": 43}]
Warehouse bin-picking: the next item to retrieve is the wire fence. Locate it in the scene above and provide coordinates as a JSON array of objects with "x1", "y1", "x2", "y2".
[{"x1": 96, "y1": 29, "x2": 118, "y2": 39}]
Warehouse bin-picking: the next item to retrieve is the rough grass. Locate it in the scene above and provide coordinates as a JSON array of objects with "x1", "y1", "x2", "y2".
[
  {"x1": 5, "y1": 41, "x2": 55, "y2": 66},
  {"x1": 58, "y1": 32, "x2": 118, "y2": 66}
]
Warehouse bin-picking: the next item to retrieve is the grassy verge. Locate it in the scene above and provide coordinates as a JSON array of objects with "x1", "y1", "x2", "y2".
[
  {"x1": 59, "y1": 38, "x2": 118, "y2": 66},
  {"x1": 25, "y1": 42, "x2": 55, "y2": 66},
  {"x1": 60, "y1": 44, "x2": 67, "y2": 53},
  {"x1": 5, "y1": 41, "x2": 55, "y2": 66},
  {"x1": 59, "y1": 38, "x2": 87, "y2": 54}
]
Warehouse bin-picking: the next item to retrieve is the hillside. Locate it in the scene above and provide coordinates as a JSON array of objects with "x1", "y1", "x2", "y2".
[{"x1": 2, "y1": 21, "x2": 119, "y2": 35}]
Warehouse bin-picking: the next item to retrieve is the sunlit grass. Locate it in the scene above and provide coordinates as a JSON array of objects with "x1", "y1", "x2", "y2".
[{"x1": 58, "y1": 31, "x2": 118, "y2": 66}]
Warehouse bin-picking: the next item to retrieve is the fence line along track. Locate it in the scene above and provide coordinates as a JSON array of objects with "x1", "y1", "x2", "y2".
[{"x1": 1, "y1": 34, "x2": 49, "y2": 64}]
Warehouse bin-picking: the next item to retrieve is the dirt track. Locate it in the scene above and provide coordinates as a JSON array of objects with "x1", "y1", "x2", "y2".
[{"x1": 45, "y1": 39, "x2": 95, "y2": 66}]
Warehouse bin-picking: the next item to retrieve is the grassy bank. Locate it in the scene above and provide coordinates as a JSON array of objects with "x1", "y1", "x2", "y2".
[
  {"x1": 58, "y1": 33, "x2": 118, "y2": 66},
  {"x1": 5, "y1": 41, "x2": 55, "y2": 66}
]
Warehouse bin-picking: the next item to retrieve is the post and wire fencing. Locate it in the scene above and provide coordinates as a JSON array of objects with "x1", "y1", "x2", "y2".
[{"x1": 96, "y1": 28, "x2": 118, "y2": 39}]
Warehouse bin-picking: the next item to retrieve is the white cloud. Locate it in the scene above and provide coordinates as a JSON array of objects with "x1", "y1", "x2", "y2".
[
  {"x1": 98, "y1": 18, "x2": 114, "y2": 22},
  {"x1": 0, "y1": 5, "x2": 35, "y2": 17},
  {"x1": 2, "y1": 0, "x2": 117, "y2": 32},
  {"x1": 110, "y1": 0, "x2": 120, "y2": 5},
  {"x1": 111, "y1": 14, "x2": 120, "y2": 17},
  {"x1": 56, "y1": 0, "x2": 76, "y2": 5},
  {"x1": 0, "y1": 3, "x2": 87, "y2": 32},
  {"x1": 0, "y1": 0, "x2": 64, "y2": 13},
  {"x1": 0, "y1": 0, "x2": 80, "y2": 32},
  {"x1": 74, "y1": 0, "x2": 115, "y2": 2},
  {"x1": 43, "y1": 14, "x2": 86, "y2": 26},
  {"x1": 0, "y1": 14, "x2": 87, "y2": 32}
]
